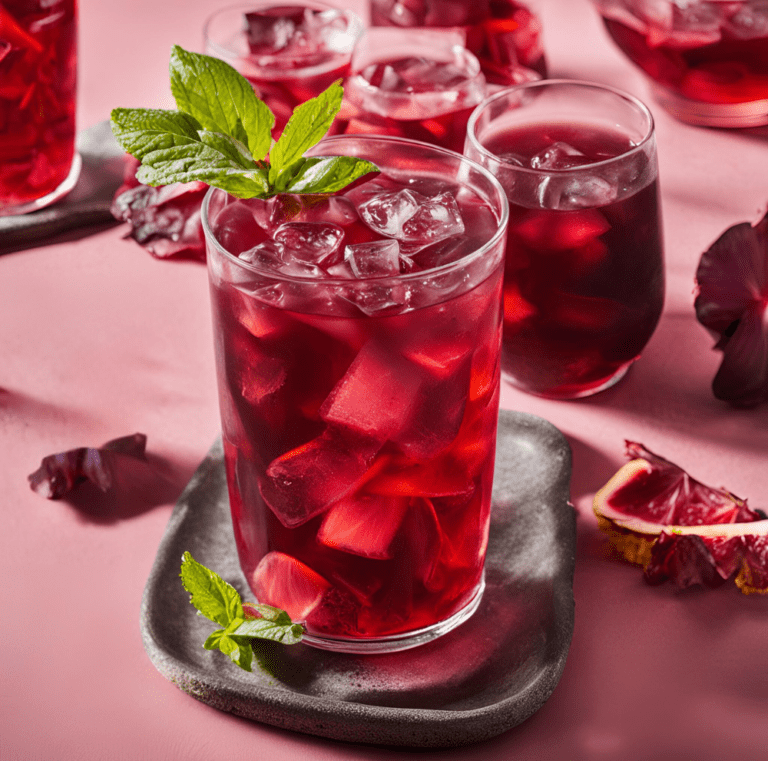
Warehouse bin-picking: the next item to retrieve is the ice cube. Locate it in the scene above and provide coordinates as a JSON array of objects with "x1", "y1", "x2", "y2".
[
  {"x1": 670, "y1": 0, "x2": 723, "y2": 46},
  {"x1": 530, "y1": 142, "x2": 593, "y2": 171},
  {"x1": 344, "y1": 283, "x2": 413, "y2": 315},
  {"x1": 260, "y1": 428, "x2": 382, "y2": 527},
  {"x1": 251, "y1": 551, "x2": 330, "y2": 621},
  {"x1": 213, "y1": 201, "x2": 266, "y2": 254},
  {"x1": 318, "y1": 494, "x2": 409, "y2": 558},
  {"x1": 538, "y1": 173, "x2": 619, "y2": 211},
  {"x1": 244, "y1": 8, "x2": 304, "y2": 53},
  {"x1": 726, "y1": 3, "x2": 768, "y2": 40},
  {"x1": 274, "y1": 221, "x2": 345, "y2": 268},
  {"x1": 358, "y1": 189, "x2": 420, "y2": 238},
  {"x1": 239, "y1": 238, "x2": 285, "y2": 268},
  {"x1": 344, "y1": 240, "x2": 401, "y2": 278},
  {"x1": 320, "y1": 341, "x2": 424, "y2": 441}
]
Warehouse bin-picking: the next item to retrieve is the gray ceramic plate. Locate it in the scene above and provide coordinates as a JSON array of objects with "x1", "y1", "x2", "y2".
[{"x1": 141, "y1": 409, "x2": 576, "y2": 748}]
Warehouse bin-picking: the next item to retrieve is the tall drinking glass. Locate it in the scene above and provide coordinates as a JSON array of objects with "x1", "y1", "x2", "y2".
[
  {"x1": 0, "y1": 0, "x2": 79, "y2": 215},
  {"x1": 203, "y1": 135, "x2": 509, "y2": 652},
  {"x1": 203, "y1": 1, "x2": 363, "y2": 134},
  {"x1": 465, "y1": 80, "x2": 664, "y2": 399}
]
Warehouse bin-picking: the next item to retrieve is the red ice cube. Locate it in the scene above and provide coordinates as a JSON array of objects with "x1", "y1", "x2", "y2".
[
  {"x1": 260, "y1": 428, "x2": 382, "y2": 527},
  {"x1": 251, "y1": 551, "x2": 330, "y2": 621},
  {"x1": 318, "y1": 493, "x2": 409, "y2": 558},
  {"x1": 320, "y1": 341, "x2": 424, "y2": 442},
  {"x1": 213, "y1": 201, "x2": 267, "y2": 255},
  {"x1": 512, "y1": 209, "x2": 610, "y2": 251}
]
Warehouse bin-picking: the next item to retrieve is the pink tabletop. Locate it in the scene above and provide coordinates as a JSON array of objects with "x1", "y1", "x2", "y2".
[{"x1": 2, "y1": 1, "x2": 767, "y2": 759}]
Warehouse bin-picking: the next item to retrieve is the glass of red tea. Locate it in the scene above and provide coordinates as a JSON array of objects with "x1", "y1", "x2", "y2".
[
  {"x1": 591, "y1": 0, "x2": 768, "y2": 128},
  {"x1": 340, "y1": 27, "x2": 491, "y2": 153},
  {"x1": 203, "y1": 134, "x2": 509, "y2": 652},
  {"x1": 203, "y1": 1, "x2": 363, "y2": 134},
  {"x1": 465, "y1": 80, "x2": 664, "y2": 399},
  {"x1": 0, "y1": 0, "x2": 79, "y2": 216},
  {"x1": 369, "y1": 0, "x2": 547, "y2": 87}
]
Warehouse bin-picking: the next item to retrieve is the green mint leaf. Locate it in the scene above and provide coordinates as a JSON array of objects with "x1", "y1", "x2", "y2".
[
  {"x1": 233, "y1": 617, "x2": 304, "y2": 645},
  {"x1": 277, "y1": 156, "x2": 379, "y2": 195},
  {"x1": 269, "y1": 80, "x2": 344, "y2": 185},
  {"x1": 205, "y1": 631, "x2": 254, "y2": 672},
  {"x1": 110, "y1": 107, "x2": 203, "y2": 161},
  {"x1": 169, "y1": 44, "x2": 274, "y2": 161},
  {"x1": 180, "y1": 551, "x2": 244, "y2": 627},
  {"x1": 246, "y1": 603, "x2": 294, "y2": 625}
]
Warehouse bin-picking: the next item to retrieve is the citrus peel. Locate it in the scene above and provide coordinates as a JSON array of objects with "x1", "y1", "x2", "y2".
[{"x1": 593, "y1": 442, "x2": 767, "y2": 594}]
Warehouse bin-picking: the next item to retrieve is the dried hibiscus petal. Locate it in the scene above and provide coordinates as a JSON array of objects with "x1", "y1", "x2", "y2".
[
  {"x1": 594, "y1": 442, "x2": 768, "y2": 594},
  {"x1": 110, "y1": 155, "x2": 207, "y2": 262},
  {"x1": 28, "y1": 433, "x2": 148, "y2": 499},
  {"x1": 694, "y1": 206, "x2": 768, "y2": 407}
]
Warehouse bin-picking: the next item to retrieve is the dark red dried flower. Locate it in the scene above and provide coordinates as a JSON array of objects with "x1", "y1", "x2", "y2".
[
  {"x1": 28, "y1": 433, "x2": 148, "y2": 499},
  {"x1": 694, "y1": 207, "x2": 768, "y2": 407},
  {"x1": 111, "y1": 156, "x2": 208, "y2": 262}
]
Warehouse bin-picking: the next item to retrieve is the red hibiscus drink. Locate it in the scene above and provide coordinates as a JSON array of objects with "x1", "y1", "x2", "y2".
[
  {"x1": 204, "y1": 135, "x2": 508, "y2": 652},
  {"x1": 0, "y1": 0, "x2": 78, "y2": 215},
  {"x1": 370, "y1": 0, "x2": 547, "y2": 86},
  {"x1": 340, "y1": 27, "x2": 491, "y2": 153},
  {"x1": 203, "y1": 2, "x2": 363, "y2": 134},
  {"x1": 465, "y1": 80, "x2": 664, "y2": 399},
  {"x1": 592, "y1": 0, "x2": 768, "y2": 127}
]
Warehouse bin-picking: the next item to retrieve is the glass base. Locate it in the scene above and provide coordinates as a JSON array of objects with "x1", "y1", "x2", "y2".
[
  {"x1": 503, "y1": 360, "x2": 632, "y2": 400},
  {"x1": 649, "y1": 82, "x2": 768, "y2": 129},
  {"x1": 0, "y1": 152, "x2": 82, "y2": 217},
  {"x1": 299, "y1": 574, "x2": 486, "y2": 654}
]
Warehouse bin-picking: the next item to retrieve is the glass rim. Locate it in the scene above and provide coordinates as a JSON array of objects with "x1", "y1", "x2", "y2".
[
  {"x1": 203, "y1": 1, "x2": 364, "y2": 77},
  {"x1": 202, "y1": 133, "x2": 509, "y2": 286},
  {"x1": 466, "y1": 78, "x2": 656, "y2": 175}
]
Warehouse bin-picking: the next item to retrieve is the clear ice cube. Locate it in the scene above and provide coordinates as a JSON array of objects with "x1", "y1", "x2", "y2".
[
  {"x1": 344, "y1": 240, "x2": 401, "y2": 278},
  {"x1": 537, "y1": 173, "x2": 619, "y2": 211},
  {"x1": 274, "y1": 221, "x2": 345, "y2": 268},
  {"x1": 358, "y1": 189, "x2": 420, "y2": 238},
  {"x1": 726, "y1": 3, "x2": 768, "y2": 40},
  {"x1": 530, "y1": 142, "x2": 593, "y2": 170},
  {"x1": 244, "y1": 9, "x2": 304, "y2": 53}
]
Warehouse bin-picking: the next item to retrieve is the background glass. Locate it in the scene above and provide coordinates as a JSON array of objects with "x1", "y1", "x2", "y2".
[
  {"x1": 203, "y1": 1, "x2": 363, "y2": 134},
  {"x1": 465, "y1": 79, "x2": 664, "y2": 399},
  {"x1": 591, "y1": 0, "x2": 768, "y2": 128},
  {"x1": 0, "y1": 0, "x2": 79, "y2": 216},
  {"x1": 203, "y1": 134, "x2": 509, "y2": 653}
]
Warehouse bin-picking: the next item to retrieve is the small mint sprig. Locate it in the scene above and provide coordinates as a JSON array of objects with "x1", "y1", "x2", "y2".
[
  {"x1": 180, "y1": 551, "x2": 303, "y2": 672},
  {"x1": 110, "y1": 45, "x2": 378, "y2": 199}
]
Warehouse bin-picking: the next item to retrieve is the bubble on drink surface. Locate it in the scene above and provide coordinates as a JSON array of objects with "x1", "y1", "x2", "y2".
[{"x1": 344, "y1": 239, "x2": 401, "y2": 278}]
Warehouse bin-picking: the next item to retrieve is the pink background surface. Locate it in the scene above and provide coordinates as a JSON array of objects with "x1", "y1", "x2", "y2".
[{"x1": 2, "y1": 0, "x2": 767, "y2": 758}]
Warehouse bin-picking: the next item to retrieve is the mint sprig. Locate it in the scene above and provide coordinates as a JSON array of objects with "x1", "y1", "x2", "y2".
[
  {"x1": 180, "y1": 551, "x2": 304, "y2": 672},
  {"x1": 111, "y1": 45, "x2": 378, "y2": 199}
]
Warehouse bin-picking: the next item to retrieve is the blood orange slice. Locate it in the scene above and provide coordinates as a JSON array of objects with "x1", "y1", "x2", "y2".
[{"x1": 593, "y1": 442, "x2": 767, "y2": 593}]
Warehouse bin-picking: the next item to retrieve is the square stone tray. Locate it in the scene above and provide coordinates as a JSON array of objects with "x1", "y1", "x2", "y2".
[{"x1": 140, "y1": 410, "x2": 576, "y2": 748}]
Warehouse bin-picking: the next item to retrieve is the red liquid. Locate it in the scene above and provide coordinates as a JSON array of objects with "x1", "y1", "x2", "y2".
[
  {"x1": 484, "y1": 123, "x2": 664, "y2": 398},
  {"x1": 341, "y1": 54, "x2": 485, "y2": 153},
  {"x1": 224, "y1": 5, "x2": 356, "y2": 133},
  {"x1": 207, "y1": 172, "x2": 504, "y2": 641},
  {"x1": 370, "y1": 0, "x2": 547, "y2": 85},
  {"x1": 598, "y1": 2, "x2": 768, "y2": 106},
  {"x1": 0, "y1": 0, "x2": 77, "y2": 210}
]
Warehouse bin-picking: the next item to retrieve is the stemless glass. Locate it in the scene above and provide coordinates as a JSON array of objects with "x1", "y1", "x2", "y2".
[
  {"x1": 465, "y1": 80, "x2": 664, "y2": 399},
  {"x1": 203, "y1": 135, "x2": 509, "y2": 652},
  {"x1": 591, "y1": 0, "x2": 768, "y2": 128},
  {"x1": 340, "y1": 27, "x2": 489, "y2": 153},
  {"x1": 0, "y1": 0, "x2": 79, "y2": 216},
  {"x1": 369, "y1": 0, "x2": 547, "y2": 86},
  {"x1": 203, "y1": 1, "x2": 363, "y2": 133}
]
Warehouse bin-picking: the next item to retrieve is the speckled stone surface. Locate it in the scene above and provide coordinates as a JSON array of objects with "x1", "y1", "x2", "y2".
[{"x1": 140, "y1": 409, "x2": 576, "y2": 748}]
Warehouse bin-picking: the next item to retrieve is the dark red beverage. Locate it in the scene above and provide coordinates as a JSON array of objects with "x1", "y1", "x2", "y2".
[
  {"x1": 204, "y1": 2, "x2": 362, "y2": 134},
  {"x1": 341, "y1": 34, "x2": 488, "y2": 152},
  {"x1": 482, "y1": 122, "x2": 664, "y2": 398},
  {"x1": 370, "y1": 0, "x2": 547, "y2": 86},
  {"x1": 204, "y1": 136, "x2": 507, "y2": 651},
  {"x1": 593, "y1": 0, "x2": 768, "y2": 127},
  {"x1": 0, "y1": 0, "x2": 77, "y2": 213}
]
